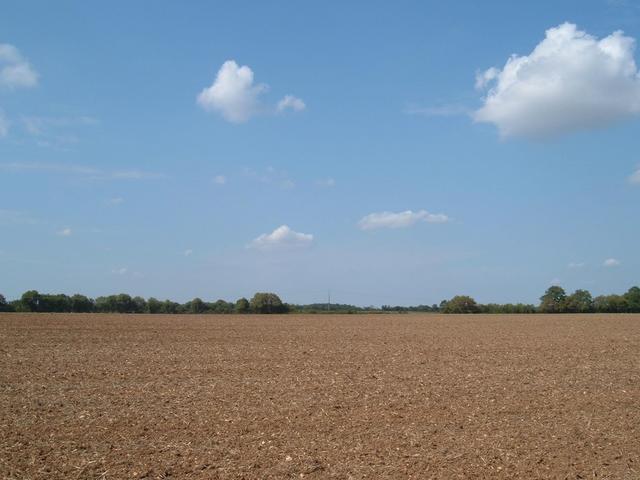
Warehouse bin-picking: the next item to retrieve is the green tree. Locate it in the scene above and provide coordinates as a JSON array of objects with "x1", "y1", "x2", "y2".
[
  {"x1": 594, "y1": 294, "x2": 628, "y2": 313},
  {"x1": 441, "y1": 295, "x2": 479, "y2": 314},
  {"x1": 40, "y1": 294, "x2": 72, "y2": 312},
  {"x1": 235, "y1": 297, "x2": 250, "y2": 313},
  {"x1": 539, "y1": 286, "x2": 567, "y2": 313},
  {"x1": 0, "y1": 294, "x2": 13, "y2": 312},
  {"x1": 70, "y1": 294, "x2": 94, "y2": 313},
  {"x1": 250, "y1": 292, "x2": 288, "y2": 314},
  {"x1": 210, "y1": 299, "x2": 233, "y2": 314},
  {"x1": 624, "y1": 286, "x2": 640, "y2": 313},
  {"x1": 565, "y1": 289, "x2": 594, "y2": 313},
  {"x1": 95, "y1": 294, "x2": 135, "y2": 313},
  {"x1": 20, "y1": 290, "x2": 42, "y2": 312},
  {"x1": 147, "y1": 297, "x2": 162, "y2": 314},
  {"x1": 162, "y1": 300, "x2": 180, "y2": 314},
  {"x1": 132, "y1": 296, "x2": 147, "y2": 313},
  {"x1": 188, "y1": 298, "x2": 206, "y2": 314}
]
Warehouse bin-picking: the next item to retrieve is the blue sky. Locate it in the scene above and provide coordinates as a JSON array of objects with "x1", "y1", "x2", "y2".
[{"x1": 1, "y1": 1, "x2": 639, "y2": 305}]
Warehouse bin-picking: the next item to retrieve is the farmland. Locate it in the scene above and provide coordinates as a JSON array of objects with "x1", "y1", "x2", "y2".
[{"x1": 1, "y1": 314, "x2": 639, "y2": 479}]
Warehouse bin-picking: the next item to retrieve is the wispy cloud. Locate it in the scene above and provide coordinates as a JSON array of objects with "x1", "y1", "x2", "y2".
[
  {"x1": 316, "y1": 177, "x2": 336, "y2": 188},
  {"x1": 20, "y1": 115, "x2": 98, "y2": 148},
  {"x1": 404, "y1": 104, "x2": 470, "y2": 117},
  {"x1": 0, "y1": 109, "x2": 9, "y2": 137},
  {"x1": 213, "y1": 175, "x2": 227, "y2": 185},
  {"x1": 358, "y1": 209, "x2": 450, "y2": 230},
  {"x1": 243, "y1": 166, "x2": 295, "y2": 189},
  {"x1": 568, "y1": 262, "x2": 585, "y2": 268},
  {"x1": 56, "y1": 227, "x2": 72, "y2": 237},
  {"x1": 0, "y1": 162, "x2": 166, "y2": 180},
  {"x1": 0, "y1": 209, "x2": 38, "y2": 226},
  {"x1": 105, "y1": 197, "x2": 124, "y2": 206},
  {"x1": 0, "y1": 44, "x2": 38, "y2": 89},
  {"x1": 629, "y1": 167, "x2": 640, "y2": 185},
  {"x1": 183, "y1": 249, "x2": 193, "y2": 257},
  {"x1": 109, "y1": 170, "x2": 166, "y2": 180}
]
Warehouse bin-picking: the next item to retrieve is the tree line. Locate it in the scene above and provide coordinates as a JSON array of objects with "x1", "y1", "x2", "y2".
[
  {"x1": 0, "y1": 291, "x2": 289, "y2": 314},
  {"x1": 0, "y1": 285, "x2": 639, "y2": 314},
  {"x1": 439, "y1": 285, "x2": 640, "y2": 314}
]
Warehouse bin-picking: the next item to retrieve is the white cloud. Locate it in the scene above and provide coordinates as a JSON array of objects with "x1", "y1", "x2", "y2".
[
  {"x1": 213, "y1": 175, "x2": 227, "y2": 185},
  {"x1": 197, "y1": 60, "x2": 267, "y2": 123},
  {"x1": 317, "y1": 177, "x2": 336, "y2": 187},
  {"x1": 22, "y1": 115, "x2": 98, "y2": 135},
  {"x1": 20, "y1": 115, "x2": 98, "y2": 147},
  {"x1": 184, "y1": 249, "x2": 193, "y2": 257},
  {"x1": 106, "y1": 197, "x2": 124, "y2": 205},
  {"x1": 404, "y1": 104, "x2": 470, "y2": 117},
  {"x1": 474, "y1": 23, "x2": 640, "y2": 139},
  {"x1": 242, "y1": 165, "x2": 295, "y2": 189},
  {"x1": 0, "y1": 110, "x2": 8, "y2": 137},
  {"x1": 197, "y1": 60, "x2": 305, "y2": 123},
  {"x1": 474, "y1": 67, "x2": 499, "y2": 90},
  {"x1": 0, "y1": 161, "x2": 99, "y2": 175},
  {"x1": 111, "y1": 267, "x2": 128, "y2": 275},
  {"x1": 0, "y1": 209, "x2": 38, "y2": 226},
  {"x1": 0, "y1": 44, "x2": 38, "y2": 89},
  {"x1": 249, "y1": 225, "x2": 313, "y2": 251},
  {"x1": 358, "y1": 210, "x2": 450, "y2": 230},
  {"x1": 568, "y1": 262, "x2": 586, "y2": 268},
  {"x1": 111, "y1": 170, "x2": 166, "y2": 180},
  {"x1": 603, "y1": 258, "x2": 621, "y2": 267},
  {"x1": 277, "y1": 95, "x2": 306, "y2": 113},
  {"x1": 0, "y1": 162, "x2": 166, "y2": 180},
  {"x1": 56, "y1": 227, "x2": 72, "y2": 237},
  {"x1": 629, "y1": 167, "x2": 640, "y2": 184}
]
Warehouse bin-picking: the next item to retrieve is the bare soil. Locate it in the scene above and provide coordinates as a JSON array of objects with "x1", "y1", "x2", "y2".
[{"x1": 1, "y1": 313, "x2": 639, "y2": 479}]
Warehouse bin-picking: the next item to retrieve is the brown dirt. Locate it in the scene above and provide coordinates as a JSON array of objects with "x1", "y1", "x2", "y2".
[{"x1": 1, "y1": 313, "x2": 639, "y2": 479}]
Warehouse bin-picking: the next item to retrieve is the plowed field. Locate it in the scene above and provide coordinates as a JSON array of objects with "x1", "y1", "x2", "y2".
[{"x1": 1, "y1": 314, "x2": 639, "y2": 479}]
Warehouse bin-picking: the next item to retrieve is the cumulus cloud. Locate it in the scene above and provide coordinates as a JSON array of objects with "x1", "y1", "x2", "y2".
[
  {"x1": 197, "y1": 60, "x2": 267, "y2": 123},
  {"x1": 358, "y1": 210, "x2": 449, "y2": 230},
  {"x1": 0, "y1": 44, "x2": 38, "y2": 89},
  {"x1": 197, "y1": 60, "x2": 305, "y2": 123},
  {"x1": 603, "y1": 258, "x2": 621, "y2": 267},
  {"x1": 249, "y1": 225, "x2": 313, "y2": 250},
  {"x1": 277, "y1": 95, "x2": 306, "y2": 112},
  {"x1": 474, "y1": 67, "x2": 499, "y2": 90},
  {"x1": 474, "y1": 23, "x2": 640, "y2": 139},
  {"x1": 56, "y1": 227, "x2": 72, "y2": 237},
  {"x1": 629, "y1": 167, "x2": 640, "y2": 184}
]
